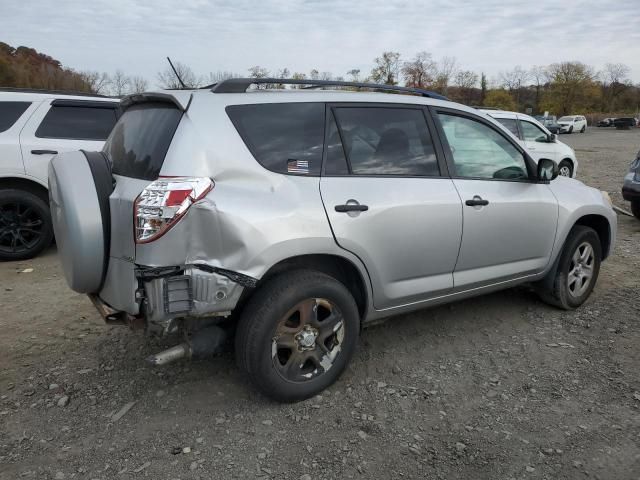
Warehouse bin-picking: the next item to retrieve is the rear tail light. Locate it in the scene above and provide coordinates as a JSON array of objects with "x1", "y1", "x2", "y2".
[{"x1": 134, "y1": 177, "x2": 213, "y2": 243}]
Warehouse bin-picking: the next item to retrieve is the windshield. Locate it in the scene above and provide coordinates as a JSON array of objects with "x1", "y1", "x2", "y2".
[{"x1": 559, "y1": 116, "x2": 574, "y2": 122}]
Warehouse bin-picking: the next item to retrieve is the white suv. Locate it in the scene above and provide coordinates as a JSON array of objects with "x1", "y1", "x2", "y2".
[
  {"x1": 0, "y1": 89, "x2": 120, "y2": 260},
  {"x1": 481, "y1": 109, "x2": 578, "y2": 178},
  {"x1": 558, "y1": 115, "x2": 587, "y2": 134}
]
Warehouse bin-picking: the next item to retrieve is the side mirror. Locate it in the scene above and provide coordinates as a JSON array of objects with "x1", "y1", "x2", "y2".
[
  {"x1": 537, "y1": 158, "x2": 558, "y2": 183},
  {"x1": 547, "y1": 133, "x2": 557, "y2": 143}
]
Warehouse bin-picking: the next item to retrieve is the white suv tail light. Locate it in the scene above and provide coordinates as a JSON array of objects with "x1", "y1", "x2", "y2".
[{"x1": 134, "y1": 177, "x2": 214, "y2": 244}]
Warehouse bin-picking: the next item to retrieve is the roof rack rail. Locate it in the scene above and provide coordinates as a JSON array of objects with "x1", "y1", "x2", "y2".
[
  {"x1": 0, "y1": 87, "x2": 108, "y2": 98},
  {"x1": 210, "y1": 78, "x2": 449, "y2": 100}
]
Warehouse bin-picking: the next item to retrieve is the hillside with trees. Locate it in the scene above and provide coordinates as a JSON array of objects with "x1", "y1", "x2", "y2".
[{"x1": 1, "y1": 42, "x2": 638, "y2": 117}]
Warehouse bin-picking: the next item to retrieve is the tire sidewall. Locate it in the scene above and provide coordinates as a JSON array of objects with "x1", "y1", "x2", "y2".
[
  {"x1": 631, "y1": 200, "x2": 640, "y2": 220},
  {"x1": 238, "y1": 271, "x2": 360, "y2": 402},
  {"x1": 555, "y1": 227, "x2": 602, "y2": 309},
  {"x1": 0, "y1": 189, "x2": 53, "y2": 261}
]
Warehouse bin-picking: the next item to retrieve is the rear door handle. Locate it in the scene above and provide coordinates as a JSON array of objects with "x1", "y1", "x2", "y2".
[
  {"x1": 31, "y1": 149, "x2": 58, "y2": 155},
  {"x1": 465, "y1": 197, "x2": 489, "y2": 207},
  {"x1": 335, "y1": 204, "x2": 369, "y2": 213}
]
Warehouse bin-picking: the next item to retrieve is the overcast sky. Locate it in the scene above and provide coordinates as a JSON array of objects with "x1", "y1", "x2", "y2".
[{"x1": 3, "y1": 0, "x2": 640, "y2": 87}]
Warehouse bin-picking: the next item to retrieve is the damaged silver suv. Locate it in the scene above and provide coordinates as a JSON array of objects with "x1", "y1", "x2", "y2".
[{"x1": 49, "y1": 78, "x2": 617, "y2": 402}]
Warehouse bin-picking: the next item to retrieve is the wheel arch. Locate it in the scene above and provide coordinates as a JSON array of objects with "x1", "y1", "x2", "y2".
[
  {"x1": 574, "y1": 214, "x2": 611, "y2": 260},
  {"x1": 243, "y1": 254, "x2": 369, "y2": 320},
  {"x1": 0, "y1": 176, "x2": 49, "y2": 204}
]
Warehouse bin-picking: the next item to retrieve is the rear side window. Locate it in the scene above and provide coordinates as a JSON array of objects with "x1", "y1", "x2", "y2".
[
  {"x1": 104, "y1": 103, "x2": 183, "y2": 181},
  {"x1": 494, "y1": 118, "x2": 520, "y2": 138},
  {"x1": 36, "y1": 105, "x2": 117, "y2": 140},
  {"x1": 226, "y1": 103, "x2": 325, "y2": 175},
  {"x1": 333, "y1": 107, "x2": 439, "y2": 176},
  {"x1": 0, "y1": 101, "x2": 30, "y2": 133}
]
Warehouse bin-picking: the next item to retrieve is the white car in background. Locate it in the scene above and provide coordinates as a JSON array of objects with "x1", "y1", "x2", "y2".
[
  {"x1": 558, "y1": 115, "x2": 587, "y2": 134},
  {"x1": 480, "y1": 109, "x2": 578, "y2": 178},
  {"x1": 0, "y1": 88, "x2": 120, "y2": 260}
]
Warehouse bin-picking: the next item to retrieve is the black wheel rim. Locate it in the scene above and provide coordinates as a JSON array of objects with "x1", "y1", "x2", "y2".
[
  {"x1": 272, "y1": 298, "x2": 345, "y2": 382},
  {"x1": 0, "y1": 201, "x2": 44, "y2": 254}
]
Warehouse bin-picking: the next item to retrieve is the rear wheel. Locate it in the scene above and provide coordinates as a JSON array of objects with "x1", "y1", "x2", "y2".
[
  {"x1": 580, "y1": 125, "x2": 586, "y2": 133},
  {"x1": 631, "y1": 200, "x2": 640, "y2": 220},
  {"x1": 569, "y1": 126, "x2": 574, "y2": 134},
  {"x1": 0, "y1": 189, "x2": 53, "y2": 261},
  {"x1": 235, "y1": 270, "x2": 360, "y2": 402},
  {"x1": 558, "y1": 160, "x2": 574, "y2": 177},
  {"x1": 535, "y1": 226, "x2": 601, "y2": 310}
]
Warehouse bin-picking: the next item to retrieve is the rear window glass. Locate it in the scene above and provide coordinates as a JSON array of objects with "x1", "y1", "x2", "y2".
[
  {"x1": 226, "y1": 103, "x2": 325, "y2": 175},
  {"x1": 36, "y1": 105, "x2": 118, "y2": 140},
  {"x1": 104, "y1": 103, "x2": 183, "y2": 181},
  {"x1": 0, "y1": 101, "x2": 31, "y2": 132}
]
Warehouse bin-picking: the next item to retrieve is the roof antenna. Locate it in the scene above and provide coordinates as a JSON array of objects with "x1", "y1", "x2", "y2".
[{"x1": 166, "y1": 56, "x2": 186, "y2": 89}]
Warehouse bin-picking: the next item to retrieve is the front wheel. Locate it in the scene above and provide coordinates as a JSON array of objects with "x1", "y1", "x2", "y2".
[
  {"x1": 569, "y1": 126, "x2": 574, "y2": 134},
  {"x1": 631, "y1": 200, "x2": 640, "y2": 219},
  {"x1": 0, "y1": 189, "x2": 53, "y2": 261},
  {"x1": 535, "y1": 226, "x2": 601, "y2": 310},
  {"x1": 235, "y1": 270, "x2": 360, "y2": 402},
  {"x1": 558, "y1": 160, "x2": 574, "y2": 177},
  {"x1": 580, "y1": 125, "x2": 586, "y2": 133}
]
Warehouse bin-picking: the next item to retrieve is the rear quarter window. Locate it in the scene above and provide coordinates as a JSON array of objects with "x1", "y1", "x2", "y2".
[
  {"x1": 104, "y1": 103, "x2": 183, "y2": 180},
  {"x1": 226, "y1": 103, "x2": 325, "y2": 175},
  {"x1": 0, "y1": 101, "x2": 31, "y2": 133},
  {"x1": 36, "y1": 104, "x2": 118, "y2": 140}
]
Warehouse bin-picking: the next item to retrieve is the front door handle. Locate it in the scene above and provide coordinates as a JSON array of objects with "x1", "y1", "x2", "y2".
[
  {"x1": 31, "y1": 149, "x2": 58, "y2": 155},
  {"x1": 465, "y1": 196, "x2": 489, "y2": 207},
  {"x1": 335, "y1": 204, "x2": 369, "y2": 213}
]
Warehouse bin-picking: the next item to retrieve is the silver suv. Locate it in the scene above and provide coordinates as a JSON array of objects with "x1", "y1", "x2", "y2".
[{"x1": 49, "y1": 79, "x2": 617, "y2": 402}]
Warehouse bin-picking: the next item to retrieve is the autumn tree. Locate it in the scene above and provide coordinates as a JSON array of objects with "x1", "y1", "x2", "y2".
[
  {"x1": 401, "y1": 51, "x2": 436, "y2": 88},
  {"x1": 484, "y1": 89, "x2": 516, "y2": 110},
  {"x1": 480, "y1": 72, "x2": 488, "y2": 105},
  {"x1": 543, "y1": 61, "x2": 598, "y2": 115},
  {"x1": 452, "y1": 70, "x2": 478, "y2": 104},
  {"x1": 600, "y1": 62, "x2": 631, "y2": 111},
  {"x1": 370, "y1": 51, "x2": 401, "y2": 85}
]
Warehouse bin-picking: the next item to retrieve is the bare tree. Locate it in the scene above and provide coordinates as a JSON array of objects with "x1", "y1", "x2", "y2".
[
  {"x1": 347, "y1": 69, "x2": 361, "y2": 82},
  {"x1": 401, "y1": 51, "x2": 437, "y2": 88},
  {"x1": 499, "y1": 65, "x2": 529, "y2": 107},
  {"x1": 130, "y1": 76, "x2": 148, "y2": 94},
  {"x1": 80, "y1": 71, "x2": 111, "y2": 94},
  {"x1": 529, "y1": 65, "x2": 548, "y2": 113},
  {"x1": 309, "y1": 69, "x2": 320, "y2": 81},
  {"x1": 157, "y1": 61, "x2": 199, "y2": 89},
  {"x1": 370, "y1": 51, "x2": 401, "y2": 85},
  {"x1": 432, "y1": 56, "x2": 457, "y2": 95},
  {"x1": 110, "y1": 69, "x2": 130, "y2": 96},
  {"x1": 320, "y1": 71, "x2": 333, "y2": 81},
  {"x1": 452, "y1": 70, "x2": 478, "y2": 104},
  {"x1": 207, "y1": 71, "x2": 239, "y2": 84},
  {"x1": 247, "y1": 66, "x2": 270, "y2": 89},
  {"x1": 600, "y1": 62, "x2": 631, "y2": 111}
]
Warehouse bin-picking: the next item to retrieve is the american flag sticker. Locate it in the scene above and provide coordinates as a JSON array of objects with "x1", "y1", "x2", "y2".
[{"x1": 287, "y1": 159, "x2": 309, "y2": 174}]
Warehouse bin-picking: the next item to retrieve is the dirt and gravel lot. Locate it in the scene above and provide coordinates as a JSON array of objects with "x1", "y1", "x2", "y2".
[{"x1": 1, "y1": 128, "x2": 639, "y2": 480}]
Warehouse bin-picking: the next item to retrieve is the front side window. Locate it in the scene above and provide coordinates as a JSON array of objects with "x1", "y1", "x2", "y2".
[
  {"x1": 36, "y1": 105, "x2": 118, "y2": 140},
  {"x1": 332, "y1": 107, "x2": 439, "y2": 176},
  {"x1": 495, "y1": 118, "x2": 520, "y2": 138},
  {"x1": 437, "y1": 113, "x2": 528, "y2": 180},
  {"x1": 0, "y1": 101, "x2": 31, "y2": 133},
  {"x1": 520, "y1": 120, "x2": 548, "y2": 142},
  {"x1": 227, "y1": 103, "x2": 325, "y2": 175}
]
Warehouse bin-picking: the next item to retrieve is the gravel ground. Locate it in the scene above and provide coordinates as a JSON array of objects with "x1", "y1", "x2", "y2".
[{"x1": 1, "y1": 127, "x2": 639, "y2": 480}]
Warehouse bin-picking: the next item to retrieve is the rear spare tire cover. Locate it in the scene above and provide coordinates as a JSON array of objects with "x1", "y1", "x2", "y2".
[{"x1": 49, "y1": 151, "x2": 112, "y2": 293}]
